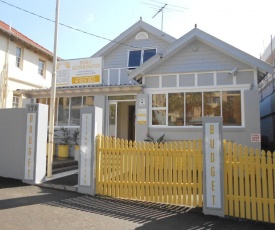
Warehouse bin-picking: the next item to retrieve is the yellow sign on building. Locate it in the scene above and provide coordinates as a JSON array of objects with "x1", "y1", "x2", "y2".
[{"x1": 56, "y1": 57, "x2": 102, "y2": 86}]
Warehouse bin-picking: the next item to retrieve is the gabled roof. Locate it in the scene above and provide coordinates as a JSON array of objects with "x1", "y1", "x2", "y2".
[
  {"x1": 129, "y1": 27, "x2": 274, "y2": 80},
  {"x1": 0, "y1": 20, "x2": 56, "y2": 59},
  {"x1": 91, "y1": 19, "x2": 176, "y2": 57}
]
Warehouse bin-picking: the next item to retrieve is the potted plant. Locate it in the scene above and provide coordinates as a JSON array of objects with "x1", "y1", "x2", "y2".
[
  {"x1": 72, "y1": 128, "x2": 80, "y2": 161},
  {"x1": 58, "y1": 127, "x2": 71, "y2": 158}
]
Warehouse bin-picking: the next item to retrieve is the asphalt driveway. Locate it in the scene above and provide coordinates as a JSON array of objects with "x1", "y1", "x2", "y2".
[{"x1": 0, "y1": 177, "x2": 274, "y2": 230}]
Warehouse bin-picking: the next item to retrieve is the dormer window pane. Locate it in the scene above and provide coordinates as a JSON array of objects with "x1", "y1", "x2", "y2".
[
  {"x1": 128, "y1": 50, "x2": 141, "y2": 68},
  {"x1": 143, "y1": 49, "x2": 156, "y2": 63},
  {"x1": 128, "y1": 48, "x2": 156, "y2": 69}
]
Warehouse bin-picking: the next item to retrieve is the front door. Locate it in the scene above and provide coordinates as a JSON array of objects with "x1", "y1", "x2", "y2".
[{"x1": 108, "y1": 96, "x2": 136, "y2": 140}]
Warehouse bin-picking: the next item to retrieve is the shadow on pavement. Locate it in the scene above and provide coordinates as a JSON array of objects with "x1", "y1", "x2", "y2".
[
  {"x1": 135, "y1": 212, "x2": 275, "y2": 230},
  {"x1": 45, "y1": 195, "x2": 275, "y2": 230},
  {"x1": 0, "y1": 176, "x2": 81, "y2": 210},
  {"x1": 0, "y1": 177, "x2": 29, "y2": 189},
  {"x1": 46, "y1": 195, "x2": 198, "y2": 224}
]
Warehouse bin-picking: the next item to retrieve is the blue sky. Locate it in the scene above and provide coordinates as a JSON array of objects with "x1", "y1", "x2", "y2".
[{"x1": 0, "y1": 0, "x2": 275, "y2": 60}]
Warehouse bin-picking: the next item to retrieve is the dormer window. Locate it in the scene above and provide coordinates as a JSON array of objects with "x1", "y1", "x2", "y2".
[{"x1": 128, "y1": 48, "x2": 156, "y2": 69}]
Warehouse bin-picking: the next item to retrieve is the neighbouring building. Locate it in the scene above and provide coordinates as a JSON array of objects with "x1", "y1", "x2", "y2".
[
  {"x1": 15, "y1": 19, "x2": 274, "y2": 149},
  {"x1": 0, "y1": 20, "x2": 55, "y2": 108},
  {"x1": 259, "y1": 36, "x2": 275, "y2": 151}
]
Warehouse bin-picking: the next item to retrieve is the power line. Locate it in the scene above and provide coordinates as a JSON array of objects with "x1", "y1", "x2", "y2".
[{"x1": 0, "y1": 0, "x2": 141, "y2": 50}]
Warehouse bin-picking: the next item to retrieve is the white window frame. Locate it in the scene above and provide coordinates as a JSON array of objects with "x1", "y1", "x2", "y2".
[
  {"x1": 38, "y1": 59, "x2": 46, "y2": 78},
  {"x1": 15, "y1": 46, "x2": 23, "y2": 69},
  {"x1": 149, "y1": 88, "x2": 244, "y2": 128},
  {"x1": 127, "y1": 48, "x2": 157, "y2": 69},
  {"x1": 12, "y1": 95, "x2": 20, "y2": 108}
]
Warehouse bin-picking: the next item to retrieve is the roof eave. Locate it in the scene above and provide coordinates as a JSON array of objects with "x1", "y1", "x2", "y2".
[
  {"x1": 15, "y1": 84, "x2": 144, "y2": 98},
  {"x1": 129, "y1": 28, "x2": 274, "y2": 80}
]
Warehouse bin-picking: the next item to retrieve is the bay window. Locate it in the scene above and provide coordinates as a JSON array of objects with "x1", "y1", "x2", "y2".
[{"x1": 151, "y1": 90, "x2": 242, "y2": 127}]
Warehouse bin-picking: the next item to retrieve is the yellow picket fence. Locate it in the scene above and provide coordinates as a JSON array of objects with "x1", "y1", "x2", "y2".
[
  {"x1": 96, "y1": 135, "x2": 275, "y2": 223},
  {"x1": 224, "y1": 141, "x2": 275, "y2": 223},
  {"x1": 96, "y1": 135, "x2": 203, "y2": 207}
]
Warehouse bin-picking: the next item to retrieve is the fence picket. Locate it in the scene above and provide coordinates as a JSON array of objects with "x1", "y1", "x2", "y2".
[
  {"x1": 227, "y1": 142, "x2": 234, "y2": 216},
  {"x1": 250, "y1": 148, "x2": 257, "y2": 221},
  {"x1": 233, "y1": 143, "x2": 239, "y2": 217},
  {"x1": 243, "y1": 147, "x2": 251, "y2": 219},
  {"x1": 261, "y1": 150, "x2": 269, "y2": 222},
  {"x1": 267, "y1": 151, "x2": 275, "y2": 223}
]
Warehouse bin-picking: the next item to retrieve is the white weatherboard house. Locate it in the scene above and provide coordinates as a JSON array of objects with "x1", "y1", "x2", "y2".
[
  {"x1": 0, "y1": 20, "x2": 55, "y2": 108},
  {"x1": 16, "y1": 20, "x2": 274, "y2": 149}
]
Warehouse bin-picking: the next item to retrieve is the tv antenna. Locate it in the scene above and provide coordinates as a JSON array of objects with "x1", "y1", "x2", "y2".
[{"x1": 142, "y1": 0, "x2": 187, "y2": 35}]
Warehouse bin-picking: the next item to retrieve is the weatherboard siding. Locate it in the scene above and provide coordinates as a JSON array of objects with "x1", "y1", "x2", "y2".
[
  {"x1": 103, "y1": 31, "x2": 171, "y2": 69},
  {"x1": 148, "y1": 41, "x2": 251, "y2": 74}
]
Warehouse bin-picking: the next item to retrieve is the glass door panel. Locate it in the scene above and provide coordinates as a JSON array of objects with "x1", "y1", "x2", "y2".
[{"x1": 109, "y1": 102, "x2": 117, "y2": 138}]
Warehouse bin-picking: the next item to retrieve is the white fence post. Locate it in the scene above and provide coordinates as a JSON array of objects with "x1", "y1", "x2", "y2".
[{"x1": 78, "y1": 106, "x2": 103, "y2": 195}]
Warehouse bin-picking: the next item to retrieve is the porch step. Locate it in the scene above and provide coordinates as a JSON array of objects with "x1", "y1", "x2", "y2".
[
  {"x1": 52, "y1": 165, "x2": 78, "y2": 175},
  {"x1": 47, "y1": 157, "x2": 78, "y2": 175}
]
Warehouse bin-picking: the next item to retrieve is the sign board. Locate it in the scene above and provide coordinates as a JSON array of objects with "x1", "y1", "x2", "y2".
[
  {"x1": 56, "y1": 57, "x2": 102, "y2": 86},
  {"x1": 137, "y1": 108, "x2": 147, "y2": 124},
  {"x1": 251, "y1": 134, "x2": 261, "y2": 142},
  {"x1": 202, "y1": 117, "x2": 224, "y2": 217}
]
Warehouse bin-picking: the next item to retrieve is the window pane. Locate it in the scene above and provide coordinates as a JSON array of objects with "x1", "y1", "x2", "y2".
[
  {"x1": 143, "y1": 49, "x2": 156, "y2": 63},
  {"x1": 70, "y1": 97, "x2": 82, "y2": 126},
  {"x1": 12, "y1": 96, "x2": 19, "y2": 108},
  {"x1": 168, "y1": 93, "x2": 184, "y2": 126},
  {"x1": 128, "y1": 50, "x2": 141, "y2": 68},
  {"x1": 58, "y1": 97, "x2": 69, "y2": 126},
  {"x1": 109, "y1": 104, "x2": 116, "y2": 137},
  {"x1": 204, "y1": 92, "x2": 221, "y2": 116},
  {"x1": 222, "y1": 91, "x2": 241, "y2": 126},
  {"x1": 83, "y1": 96, "x2": 94, "y2": 106},
  {"x1": 16, "y1": 47, "x2": 21, "y2": 68},
  {"x1": 152, "y1": 110, "x2": 166, "y2": 125},
  {"x1": 38, "y1": 60, "x2": 45, "y2": 76},
  {"x1": 186, "y1": 92, "x2": 202, "y2": 126},
  {"x1": 152, "y1": 94, "x2": 166, "y2": 107}
]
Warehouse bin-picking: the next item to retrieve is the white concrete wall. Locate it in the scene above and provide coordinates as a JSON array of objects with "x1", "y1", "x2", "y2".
[{"x1": 0, "y1": 108, "x2": 27, "y2": 179}]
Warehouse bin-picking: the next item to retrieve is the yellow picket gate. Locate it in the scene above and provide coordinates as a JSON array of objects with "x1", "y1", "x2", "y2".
[
  {"x1": 96, "y1": 135, "x2": 203, "y2": 207},
  {"x1": 224, "y1": 141, "x2": 275, "y2": 223},
  {"x1": 95, "y1": 135, "x2": 275, "y2": 224}
]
